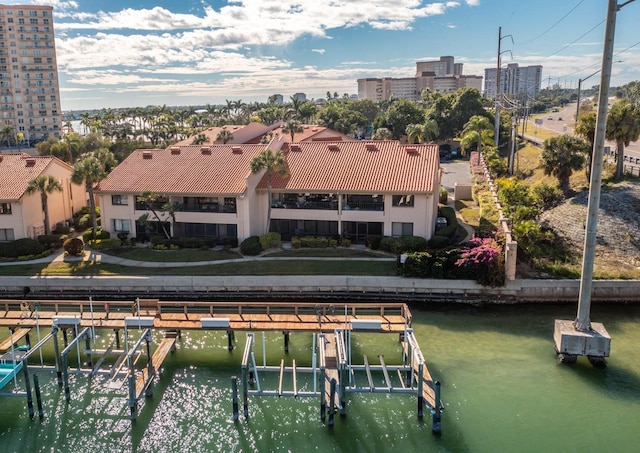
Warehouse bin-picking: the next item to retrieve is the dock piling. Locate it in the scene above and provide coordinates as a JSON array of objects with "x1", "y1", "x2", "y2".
[
  {"x1": 227, "y1": 330, "x2": 234, "y2": 351},
  {"x1": 34, "y1": 374, "x2": 43, "y2": 419},
  {"x1": 114, "y1": 329, "x2": 120, "y2": 349},
  {"x1": 328, "y1": 378, "x2": 337, "y2": 427},
  {"x1": 432, "y1": 381, "x2": 442, "y2": 435},
  {"x1": 417, "y1": 362, "x2": 424, "y2": 419},
  {"x1": 62, "y1": 328, "x2": 68, "y2": 347},
  {"x1": 283, "y1": 331, "x2": 289, "y2": 353},
  {"x1": 22, "y1": 360, "x2": 34, "y2": 419},
  {"x1": 52, "y1": 327, "x2": 62, "y2": 387},
  {"x1": 231, "y1": 376, "x2": 239, "y2": 422}
]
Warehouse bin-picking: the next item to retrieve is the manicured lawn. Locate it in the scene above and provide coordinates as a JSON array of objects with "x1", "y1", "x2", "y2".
[
  {"x1": 0, "y1": 259, "x2": 396, "y2": 276},
  {"x1": 105, "y1": 247, "x2": 241, "y2": 262},
  {"x1": 264, "y1": 248, "x2": 390, "y2": 258}
]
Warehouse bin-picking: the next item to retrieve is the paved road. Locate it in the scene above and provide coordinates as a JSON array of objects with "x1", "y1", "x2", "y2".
[
  {"x1": 535, "y1": 102, "x2": 640, "y2": 159},
  {"x1": 440, "y1": 161, "x2": 472, "y2": 193}
]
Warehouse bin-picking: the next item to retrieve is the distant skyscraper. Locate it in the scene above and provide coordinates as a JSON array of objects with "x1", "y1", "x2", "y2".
[
  {"x1": 0, "y1": 4, "x2": 62, "y2": 144},
  {"x1": 357, "y1": 56, "x2": 482, "y2": 102},
  {"x1": 484, "y1": 63, "x2": 543, "y2": 99}
]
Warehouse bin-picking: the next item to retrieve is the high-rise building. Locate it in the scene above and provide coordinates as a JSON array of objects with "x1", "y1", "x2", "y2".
[
  {"x1": 357, "y1": 56, "x2": 482, "y2": 102},
  {"x1": 0, "y1": 4, "x2": 62, "y2": 145},
  {"x1": 484, "y1": 63, "x2": 543, "y2": 99}
]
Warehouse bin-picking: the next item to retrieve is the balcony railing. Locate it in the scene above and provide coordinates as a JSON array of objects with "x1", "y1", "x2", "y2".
[
  {"x1": 271, "y1": 200, "x2": 337, "y2": 210},
  {"x1": 342, "y1": 202, "x2": 384, "y2": 211},
  {"x1": 181, "y1": 203, "x2": 236, "y2": 213}
]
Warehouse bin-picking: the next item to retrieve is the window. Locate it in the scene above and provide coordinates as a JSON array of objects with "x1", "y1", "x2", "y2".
[
  {"x1": 392, "y1": 195, "x2": 414, "y2": 207},
  {"x1": 392, "y1": 222, "x2": 414, "y2": 237},
  {"x1": 0, "y1": 202, "x2": 12, "y2": 214},
  {"x1": 0, "y1": 228, "x2": 15, "y2": 241},
  {"x1": 111, "y1": 194, "x2": 128, "y2": 205},
  {"x1": 112, "y1": 219, "x2": 131, "y2": 232}
]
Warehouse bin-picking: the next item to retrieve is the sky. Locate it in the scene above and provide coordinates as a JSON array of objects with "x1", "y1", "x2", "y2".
[{"x1": 4, "y1": 0, "x2": 640, "y2": 110}]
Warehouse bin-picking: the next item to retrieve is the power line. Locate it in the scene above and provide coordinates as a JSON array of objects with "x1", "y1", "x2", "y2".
[
  {"x1": 546, "y1": 20, "x2": 604, "y2": 58},
  {"x1": 516, "y1": 0, "x2": 585, "y2": 45},
  {"x1": 555, "y1": 38, "x2": 640, "y2": 79}
]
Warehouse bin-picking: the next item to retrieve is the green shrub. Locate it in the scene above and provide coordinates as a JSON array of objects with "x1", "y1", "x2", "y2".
[
  {"x1": 240, "y1": 236, "x2": 262, "y2": 255},
  {"x1": 63, "y1": 237, "x2": 84, "y2": 256},
  {"x1": 380, "y1": 236, "x2": 401, "y2": 254},
  {"x1": 150, "y1": 235, "x2": 165, "y2": 245},
  {"x1": 328, "y1": 238, "x2": 338, "y2": 248},
  {"x1": 221, "y1": 237, "x2": 239, "y2": 248},
  {"x1": 291, "y1": 237, "x2": 302, "y2": 249},
  {"x1": 340, "y1": 238, "x2": 351, "y2": 247},
  {"x1": 259, "y1": 232, "x2": 282, "y2": 250},
  {"x1": 88, "y1": 238, "x2": 122, "y2": 250},
  {"x1": 152, "y1": 244, "x2": 168, "y2": 250},
  {"x1": 300, "y1": 236, "x2": 329, "y2": 248},
  {"x1": 366, "y1": 235, "x2": 382, "y2": 250},
  {"x1": 400, "y1": 236, "x2": 428, "y2": 252},
  {"x1": 38, "y1": 234, "x2": 64, "y2": 249},
  {"x1": 428, "y1": 235, "x2": 451, "y2": 249},
  {"x1": 53, "y1": 225, "x2": 71, "y2": 234},
  {"x1": 0, "y1": 238, "x2": 45, "y2": 258},
  {"x1": 439, "y1": 187, "x2": 449, "y2": 204},
  {"x1": 82, "y1": 229, "x2": 110, "y2": 242}
]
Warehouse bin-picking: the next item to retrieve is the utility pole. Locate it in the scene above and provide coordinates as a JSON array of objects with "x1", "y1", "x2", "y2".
[
  {"x1": 575, "y1": 0, "x2": 619, "y2": 332},
  {"x1": 554, "y1": 0, "x2": 636, "y2": 365},
  {"x1": 494, "y1": 27, "x2": 502, "y2": 148}
]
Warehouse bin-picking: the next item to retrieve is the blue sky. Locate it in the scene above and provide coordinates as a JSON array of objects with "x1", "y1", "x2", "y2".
[{"x1": 6, "y1": 0, "x2": 640, "y2": 110}]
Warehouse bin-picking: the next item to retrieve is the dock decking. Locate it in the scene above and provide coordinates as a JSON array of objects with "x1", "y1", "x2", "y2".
[
  {"x1": 0, "y1": 328, "x2": 31, "y2": 353},
  {"x1": 0, "y1": 299, "x2": 411, "y2": 333}
]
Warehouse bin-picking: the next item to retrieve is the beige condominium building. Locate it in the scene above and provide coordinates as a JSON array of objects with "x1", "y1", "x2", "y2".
[
  {"x1": 95, "y1": 139, "x2": 441, "y2": 244},
  {"x1": 0, "y1": 4, "x2": 62, "y2": 145},
  {"x1": 358, "y1": 56, "x2": 483, "y2": 102}
]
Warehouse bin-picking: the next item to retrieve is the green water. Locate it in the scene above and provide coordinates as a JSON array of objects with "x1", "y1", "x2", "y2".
[{"x1": 2, "y1": 303, "x2": 640, "y2": 452}]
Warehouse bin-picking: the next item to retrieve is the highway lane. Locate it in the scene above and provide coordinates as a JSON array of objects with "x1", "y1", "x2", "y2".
[{"x1": 534, "y1": 102, "x2": 640, "y2": 160}]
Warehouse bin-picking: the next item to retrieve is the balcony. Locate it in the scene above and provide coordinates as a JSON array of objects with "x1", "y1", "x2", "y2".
[{"x1": 271, "y1": 193, "x2": 338, "y2": 211}]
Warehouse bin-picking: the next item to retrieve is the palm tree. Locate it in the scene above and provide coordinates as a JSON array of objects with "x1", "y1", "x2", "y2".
[
  {"x1": 406, "y1": 120, "x2": 439, "y2": 144},
  {"x1": 542, "y1": 134, "x2": 589, "y2": 194},
  {"x1": 606, "y1": 99, "x2": 640, "y2": 180},
  {"x1": 282, "y1": 120, "x2": 303, "y2": 142},
  {"x1": 26, "y1": 175, "x2": 63, "y2": 235},
  {"x1": 137, "y1": 191, "x2": 172, "y2": 239},
  {"x1": 71, "y1": 148, "x2": 117, "y2": 238},
  {"x1": 460, "y1": 115, "x2": 494, "y2": 154},
  {"x1": 216, "y1": 129, "x2": 234, "y2": 144},
  {"x1": 1, "y1": 123, "x2": 13, "y2": 147},
  {"x1": 575, "y1": 112, "x2": 597, "y2": 181},
  {"x1": 250, "y1": 149, "x2": 288, "y2": 233},
  {"x1": 372, "y1": 127, "x2": 393, "y2": 140}
]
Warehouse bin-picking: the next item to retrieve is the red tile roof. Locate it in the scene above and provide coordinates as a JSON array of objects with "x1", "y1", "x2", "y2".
[
  {"x1": 269, "y1": 122, "x2": 358, "y2": 143},
  {"x1": 173, "y1": 123, "x2": 272, "y2": 146},
  {"x1": 0, "y1": 154, "x2": 61, "y2": 200},
  {"x1": 95, "y1": 145, "x2": 268, "y2": 195},
  {"x1": 258, "y1": 141, "x2": 439, "y2": 193}
]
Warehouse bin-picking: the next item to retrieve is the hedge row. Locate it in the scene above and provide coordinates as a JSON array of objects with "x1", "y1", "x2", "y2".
[
  {"x1": 149, "y1": 236, "x2": 238, "y2": 249},
  {"x1": 0, "y1": 238, "x2": 46, "y2": 258}
]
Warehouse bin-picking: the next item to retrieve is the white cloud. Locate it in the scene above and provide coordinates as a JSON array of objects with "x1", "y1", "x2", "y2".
[
  {"x1": 465, "y1": 0, "x2": 480, "y2": 6},
  {"x1": 312, "y1": 49, "x2": 326, "y2": 54}
]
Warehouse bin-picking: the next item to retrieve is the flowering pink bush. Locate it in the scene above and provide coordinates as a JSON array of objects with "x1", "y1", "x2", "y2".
[{"x1": 454, "y1": 236, "x2": 504, "y2": 286}]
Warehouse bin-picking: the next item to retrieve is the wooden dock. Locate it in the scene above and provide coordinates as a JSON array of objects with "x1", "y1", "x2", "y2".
[
  {"x1": 0, "y1": 328, "x2": 31, "y2": 353},
  {"x1": 135, "y1": 333, "x2": 177, "y2": 398},
  {"x1": 323, "y1": 334, "x2": 341, "y2": 410},
  {"x1": 0, "y1": 300, "x2": 411, "y2": 333}
]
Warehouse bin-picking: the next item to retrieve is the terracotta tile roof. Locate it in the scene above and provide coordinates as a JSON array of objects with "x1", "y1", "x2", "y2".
[
  {"x1": 95, "y1": 145, "x2": 268, "y2": 195},
  {"x1": 269, "y1": 122, "x2": 358, "y2": 143},
  {"x1": 0, "y1": 153, "x2": 61, "y2": 200},
  {"x1": 173, "y1": 122, "x2": 271, "y2": 146},
  {"x1": 258, "y1": 141, "x2": 439, "y2": 193}
]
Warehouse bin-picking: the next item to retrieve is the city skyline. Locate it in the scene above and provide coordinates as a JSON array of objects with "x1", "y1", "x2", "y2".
[{"x1": 3, "y1": 0, "x2": 640, "y2": 110}]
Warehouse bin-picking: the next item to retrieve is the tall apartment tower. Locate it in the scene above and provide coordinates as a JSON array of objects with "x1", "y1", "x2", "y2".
[
  {"x1": 0, "y1": 4, "x2": 62, "y2": 145},
  {"x1": 484, "y1": 63, "x2": 543, "y2": 99}
]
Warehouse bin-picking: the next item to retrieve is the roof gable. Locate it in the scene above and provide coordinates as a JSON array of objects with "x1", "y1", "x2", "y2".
[
  {"x1": 95, "y1": 145, "x2": 268, "y2": 195},
  {"x1": 258, "y1": 141, "x2": 439, "y2": 193},
  {"x1": 0, "y1": 154, "x2": 61, "y2": 200}
]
